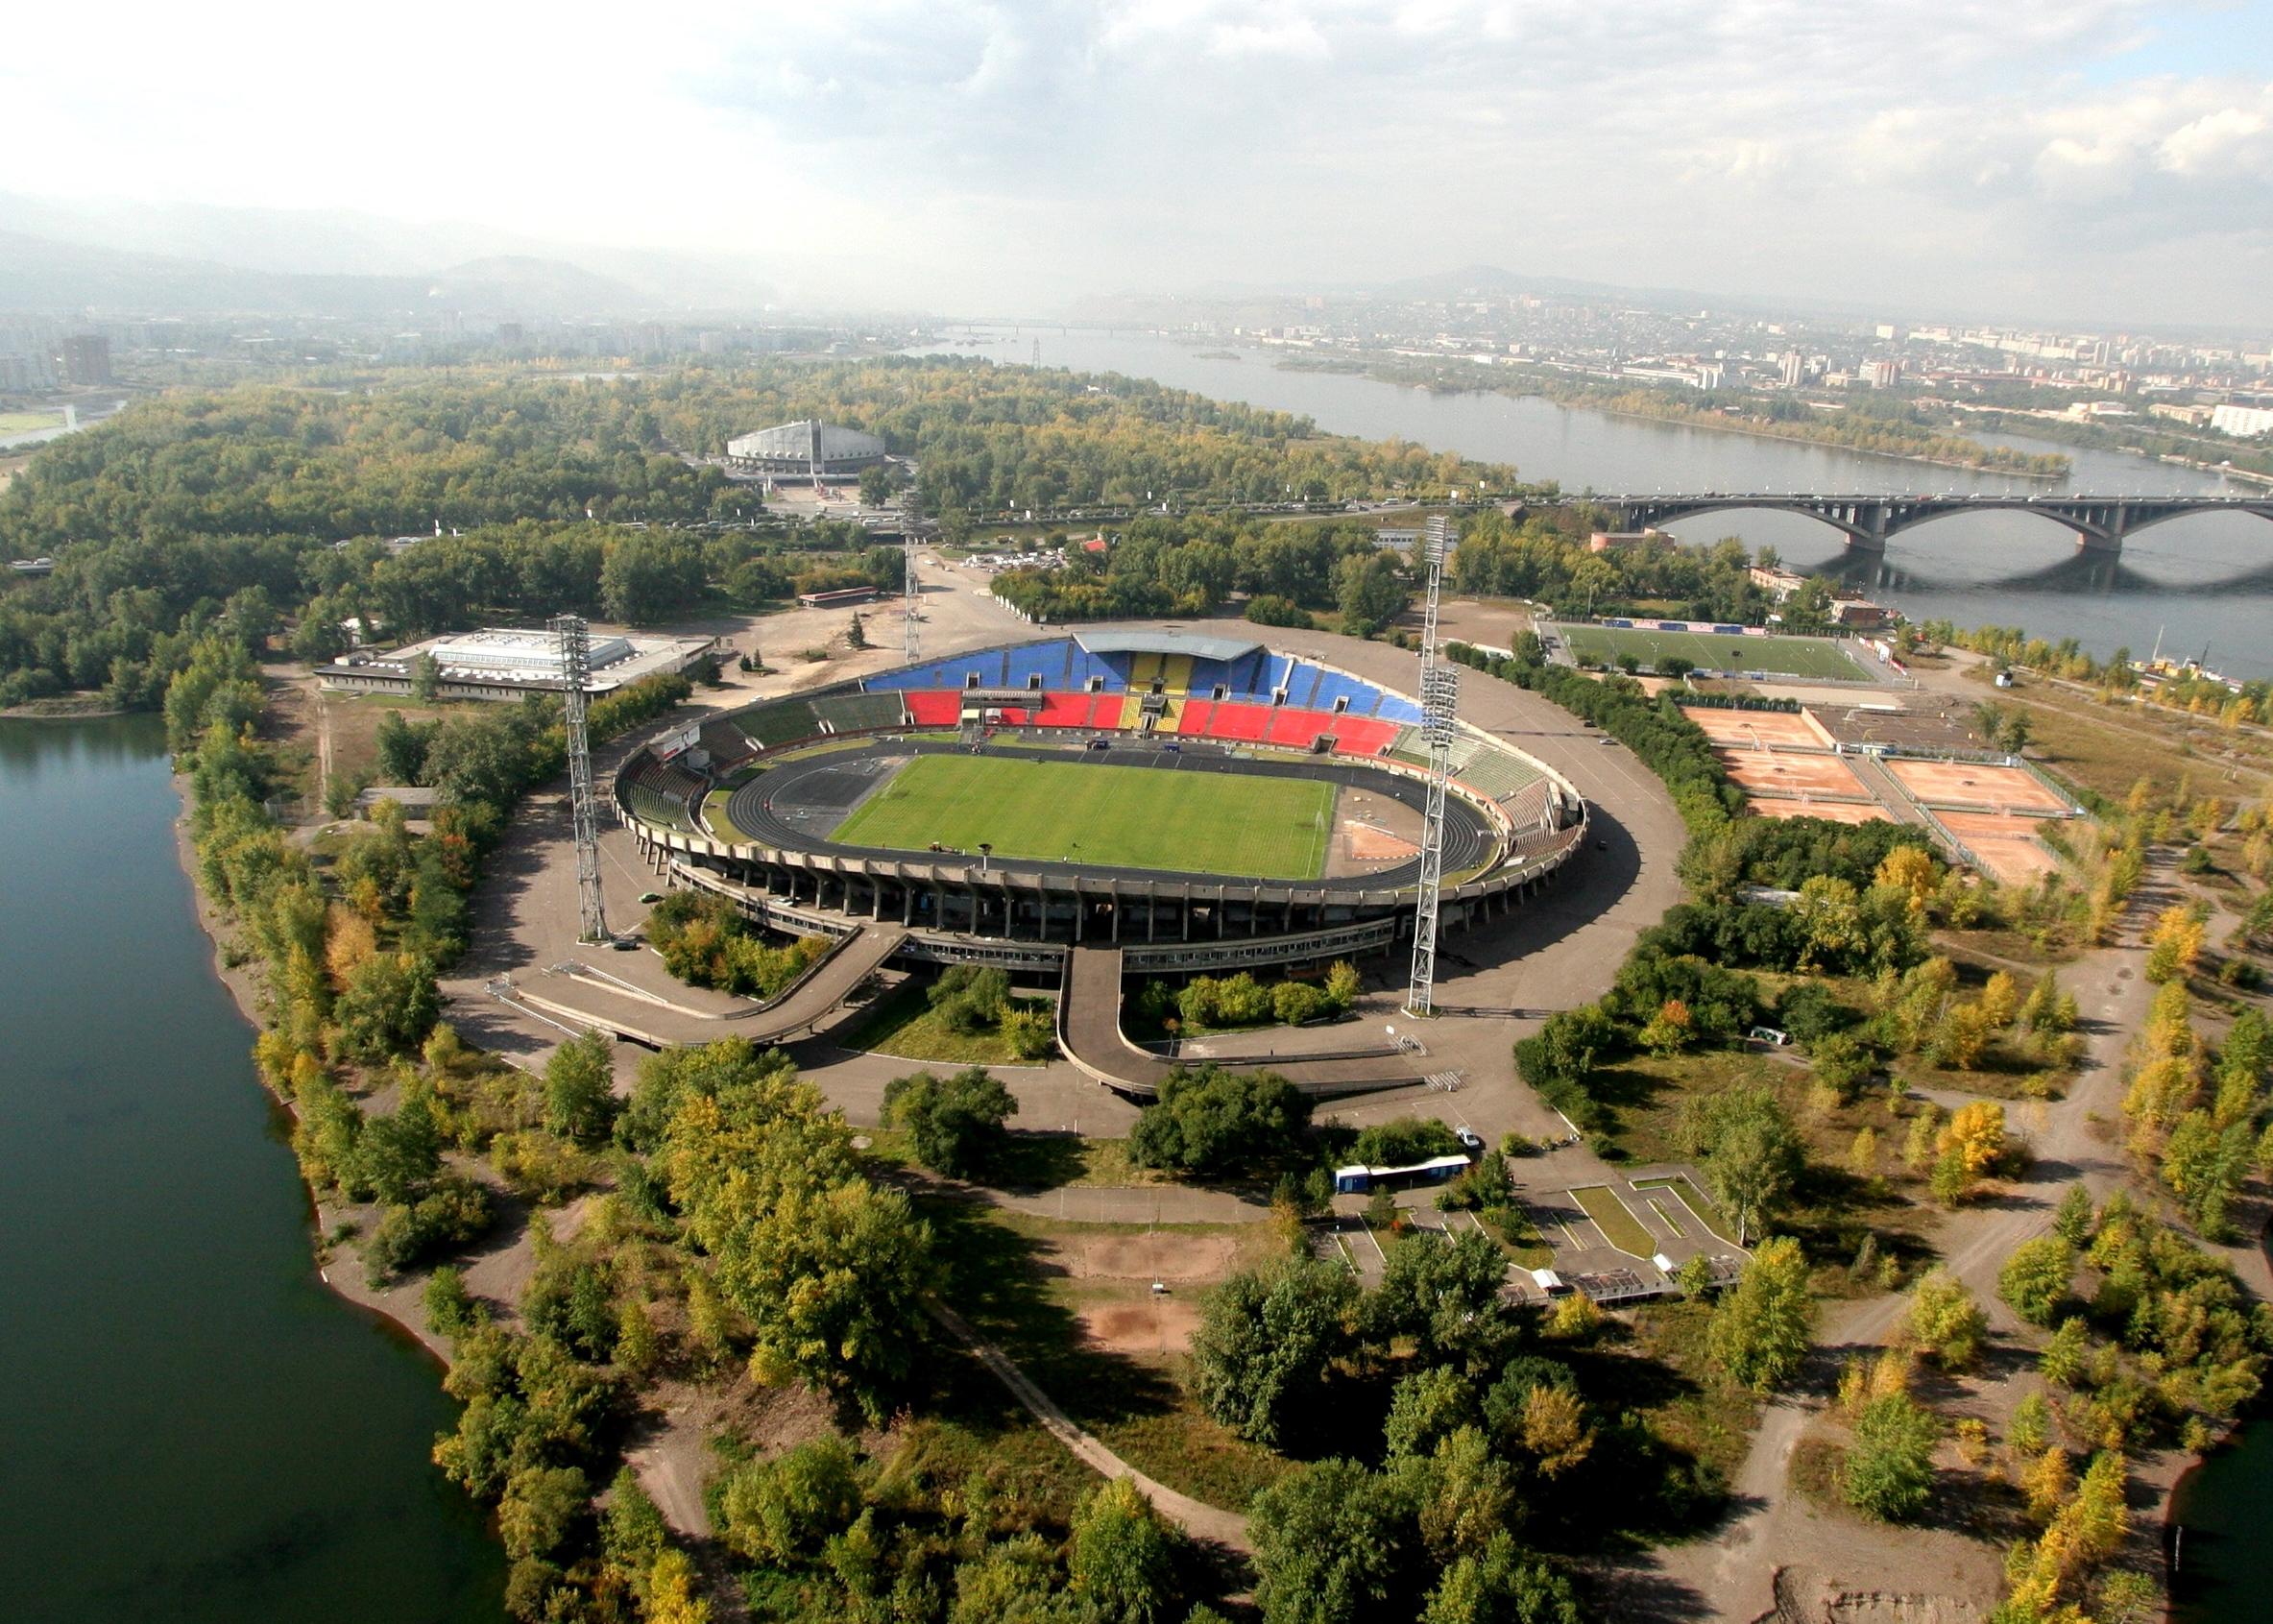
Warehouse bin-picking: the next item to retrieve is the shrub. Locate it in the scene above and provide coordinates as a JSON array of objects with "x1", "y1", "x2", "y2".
[
  {"x1": 1841, "y1": 1394, "x2": 1939, "y2": 1521},
  {"x1": 1999, "y1": 1237, "x2": 2074, "y2": 1327},
  {"x1": 884, "y1": 1067, "x2": 1017, "y2": 1178},
  {"x1": 1350, "y1": 1117, "x2": 1464, "y2": 1168},
  {"x1": 1128, "y1": 1067, "x2": 1312, "y2": 1178}
]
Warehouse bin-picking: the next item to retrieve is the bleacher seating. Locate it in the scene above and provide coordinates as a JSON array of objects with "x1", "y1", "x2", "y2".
[
  {"x1": 735, "y1": 697, "x2": 824, "y2": 750},
  {"x1": 904, "y1": 691, "x2": 963, "y2": 727},
  {"x1": 1458, "y1": 748, "x2": 1545, "y2": 803},
  {"x1": 625, "y1": 757, "x2": 702, "y2": 831},
  {"x1": 812, "y1": 691, "x2": 907, "y2": 733}
]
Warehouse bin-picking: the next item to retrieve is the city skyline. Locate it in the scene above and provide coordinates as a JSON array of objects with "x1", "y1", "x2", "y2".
[{"x1": 3, "y1": 0, "x2": 2269, "y2": 327}]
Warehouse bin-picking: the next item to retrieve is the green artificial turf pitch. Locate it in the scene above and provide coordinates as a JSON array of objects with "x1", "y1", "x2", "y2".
[
  {"x1": 1553, "y1": 622, "x2": 1868, "y2": 681},
  {"x1": 830, "y1": 754, "x2": 1336, "y2": 879}
]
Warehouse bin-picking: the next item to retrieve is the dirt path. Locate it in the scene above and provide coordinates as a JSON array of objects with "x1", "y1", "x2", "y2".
[
  {"x1": 926, "y1": 1300, "x2": 1252, "y2": 1555},
  {"x1": 1639, "y1": 860, "x2": 2171, "y2": 1620}
]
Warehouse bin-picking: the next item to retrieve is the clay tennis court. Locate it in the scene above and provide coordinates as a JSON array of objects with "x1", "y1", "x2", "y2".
[
  {"x1": 1887, "y1": 759, "x2": 2072, "y2": 814},
  {"x1": 1748, "y1": 798, "x2": 1888, "y2": 825},
  {"x1": 1683, "y1": 708, "x2": 1831, "y2": 751},
  {"x1": 1935, "y1": 811, "x2": 2066, "y2": 885},
  {"x1": 1717, "y1": 749, "x2": 1875, "y2": 802}
]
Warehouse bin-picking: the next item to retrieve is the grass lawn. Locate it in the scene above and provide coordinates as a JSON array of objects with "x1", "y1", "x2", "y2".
[
  {"x1": 837, "y1": 978, "x2": 1052, "y2": 1066},
  {"x1": 1632, "y1": 1176, "x2": 1740, "y2": 1246},
  {"x1": 1553, "y1": 620, "x2": 1869, "y2": 681},
  {"x1": 0, "y1": 409, "x2": 65, "y2": 435},
  {"x1": 1570, "y1": 1184, "x2": 1656, "y2": 1258},
  {"x1": 832, "y1": 753, "x2": 1335, "y2": 879}
]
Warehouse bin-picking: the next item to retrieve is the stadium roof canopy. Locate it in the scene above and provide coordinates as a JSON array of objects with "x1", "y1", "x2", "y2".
[{"x1": 1072, "y1": 628, "x2": 1263, "y2": 664}]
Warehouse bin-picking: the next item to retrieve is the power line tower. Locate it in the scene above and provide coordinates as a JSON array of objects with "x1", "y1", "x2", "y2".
[
  {"x1": 1406, "y1": 514, "x2": 1459, "y2": 1017},
  {"x1": 551, "y1": 614, "x2": 608, "y2": 945},
  {"x1": 898, "y1": 485, "x2": 924, "y2": 661}
]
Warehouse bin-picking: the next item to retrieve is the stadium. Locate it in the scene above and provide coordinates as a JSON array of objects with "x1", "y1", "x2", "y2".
[{"x1": 610, "y1": 629, "x2": 1590, "y2": 1090}]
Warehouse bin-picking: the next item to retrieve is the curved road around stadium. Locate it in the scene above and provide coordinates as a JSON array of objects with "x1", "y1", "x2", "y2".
[{"x1": 723, "y1": 736, "x2": 1497, "y2": 889}]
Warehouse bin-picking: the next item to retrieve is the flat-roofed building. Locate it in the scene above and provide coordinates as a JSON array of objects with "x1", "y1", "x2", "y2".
[{"x1": 315, "y1": 625, "x2": 717, "y2": 701}]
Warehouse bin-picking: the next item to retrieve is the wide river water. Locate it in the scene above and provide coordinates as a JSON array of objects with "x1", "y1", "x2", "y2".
[
  {"x1": 920, "y1": 327, "x2": 2273, "y2": 681},
  {"x1": 0, "y1": 715, "x2": 505, "y2": 1624}
]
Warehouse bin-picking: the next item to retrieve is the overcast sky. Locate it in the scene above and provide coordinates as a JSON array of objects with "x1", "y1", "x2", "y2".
[{"x1": 6, "y1": 0, "x2": 2271, "y2": 327}]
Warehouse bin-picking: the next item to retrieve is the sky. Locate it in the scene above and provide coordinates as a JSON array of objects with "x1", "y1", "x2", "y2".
[{"x1": 5, "y1": 0, "x2": 2271, "y2": 327}]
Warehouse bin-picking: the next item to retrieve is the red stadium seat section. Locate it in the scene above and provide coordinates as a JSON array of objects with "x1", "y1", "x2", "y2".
[{"x1": 904, "y1": 691, "x2": 963, "y2": 726}]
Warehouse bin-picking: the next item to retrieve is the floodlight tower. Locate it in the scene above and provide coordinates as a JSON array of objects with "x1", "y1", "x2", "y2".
[
  {"x1": 1405, "y1": 514, "x2": 1459, "y2": 1017},
  {"x1": 551, "y1": 614, "x2": 608, "y2": 945},
  {"x1": 898, "y1": 485, "x2": 924, "y2": 662}
]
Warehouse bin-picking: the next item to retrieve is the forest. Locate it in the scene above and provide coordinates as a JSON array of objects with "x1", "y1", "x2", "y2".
[{"x1": 0, "y1": 358, "x2": 1520, "y2": 707}]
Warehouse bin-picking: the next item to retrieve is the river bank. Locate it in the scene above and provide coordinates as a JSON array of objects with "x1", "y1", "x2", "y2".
[{"x1": 1273, "y1": 353, "x2": 2070, "y2": 480}]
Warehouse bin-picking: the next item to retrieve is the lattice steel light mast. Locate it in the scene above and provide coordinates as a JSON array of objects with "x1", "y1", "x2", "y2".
[
  {"x1": 1406, "y1": 515, "x2": 1459, "y2": 1017},
  {"x1": 551, "y1": 614, "x2": 608, "y2": 944},
  {"x1": 899, "y1": 486, "x2": 923, "y2": 662}
]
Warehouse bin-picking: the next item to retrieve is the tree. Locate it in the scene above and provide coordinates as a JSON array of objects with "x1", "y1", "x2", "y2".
[
  {"x1": 1906, "y1": 1268, "x2": 1987, "y2": 1369},
  {"x1": 2052, "y1": 1183, "x2": 2095, "y2": 1247},
  {"x1": 1249, "y1": 1459, "x2": 1413, "y2": 1624},
  {"x1": 544, "y1": 1029, "x2": 616, "y2": 1144},
  {"x1": 1998, "y1": 1237, "x2": 2073, "y2": 1327},
  {"x1": 1335, "y1": 549, "x2": 1410, "y2": 638},
  {"x1": 1367, "y1": 1229, "x2": 1515, "y2": 1365},
  {"x1": 883, "y1": 1066, "x2": 1017, "y2": 1178},
  {"x1": 1188, "y1": 1255, "x2": 1356, "y2": 1445},
  {"x1": 2021, "y1": 1444, "x2": 2073, "y2": 1522},
  {"x1": 1680, "y1": 1086, "x2": 1801, "y2": 1246},
  {"x1": 1841, "y1": 1393, "x2": 1939, "y2": 1521},
  {"x1": 1068, "y1": 1477, "x2": 1180, "y2": 1624},
  {"x1": 1707, "y1": 1235, "x2": 1815, "y2": 1393},
  {"x1": 1128, "y1": 1066, "x2": 1311, "y2": 1178},
  {"x1": 1938, "y1": 1100, "x2": 2007, "y2": 1178},
  {"x1": 1384, "y1": 1366, "x2": 1476, "y2": 1460},
  {"x1": 333, "y1": 951, "x2": 442, "y2": 1061},
  {"x1": 716, "y1": 1437, "x2": 861, "y2": 1565},
  {"x1": 410, "y1": 650, "x2": 442, "y2": 703},
  {"x1": 498, "y1": 1464, "x2": 591, "y2": 1561}
]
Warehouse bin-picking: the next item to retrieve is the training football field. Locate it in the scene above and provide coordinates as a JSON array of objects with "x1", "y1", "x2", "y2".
[
  {"x1": 830, "y1": 754, "x2": 1336, "y2": 879},
  {"x1": 1551, "y1": 621, "x2": 1868, "y2": 681}
]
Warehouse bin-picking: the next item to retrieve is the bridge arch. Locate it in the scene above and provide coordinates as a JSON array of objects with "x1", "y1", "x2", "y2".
[{"x1": 1619, "y1": 497, "x2": 1880, "y2": 546}]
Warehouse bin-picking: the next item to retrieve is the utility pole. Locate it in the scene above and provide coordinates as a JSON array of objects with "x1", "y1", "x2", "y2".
[
  {"x1": 551, "y1": 614, "x2": 607, "y2": 944},
  {"x1": 1406, "y1": 515, "x2": 1458, "y2": 1017}
]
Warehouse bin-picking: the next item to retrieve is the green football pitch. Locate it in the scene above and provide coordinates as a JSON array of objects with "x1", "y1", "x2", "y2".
[
  {"x1": 830, "y1": 754, "x2": 1337, "y2": 879},
  {"x1": 1552, "y1": 622, "x2": 1868, "y2": 681}
]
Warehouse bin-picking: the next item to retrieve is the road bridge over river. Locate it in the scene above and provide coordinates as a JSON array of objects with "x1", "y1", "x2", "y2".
[{"x1": 1535, "y1": 492, "x2": 2273, "y2": 553}]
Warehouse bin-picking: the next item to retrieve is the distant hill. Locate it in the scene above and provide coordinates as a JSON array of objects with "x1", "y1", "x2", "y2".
[{"x1": 0, "y1": 230, "x2": 652, "y2": 319}]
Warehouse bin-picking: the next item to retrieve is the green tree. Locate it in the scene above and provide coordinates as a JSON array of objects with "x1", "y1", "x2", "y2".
[
  {"x1": 1421, "y1": 1532, "x2": 1581, "y2": 1624},
  {"x1": 1128, "y1": 1066, "x2": 1312, "y2": 1178},
  {"x1": 1841, "y1": 1394, "x2": 1938, "y2": 1521},
  {"x1": 498, "y1": 1464, "x2": 591, "y2": 1561},
  {"x1": 716, "y1": 1436, "x2": 862, "y2": 1565},
  {"x1": 1679, "y1": 1085, "x2": 1801, "y2": 1246},
  {"x1": 333, "y1": 951, "x2": 442, "y2": 1061},
  {"x1": 1188, "y1": 1255, "x2": 1356, "y2": 1446},
  {"x1": 409, "y1": 650, "x2": 441, "y2": 703},
  {"x1": 883, "y1": 1066, "x2": 1018, "y2": 1178},
  {"x1": 1068, "y1": 1477, "x2": 1181, "y2": 1624},
  {"x1": 1906, "y1": 1268, "x2": 1987, "y2": 1369},
  {"x1": 1249, "y1": 1459, "x2": 1414, "y2": 1624},
  {"x1": 1998, "y1": 1237, "x2": 2074, "y2": 1327},
  {"x1": 1707, "y1": 1235, "x2": 1816, "y2": 1393},
  {"x1": 543, "y1": 1029, "x2": 616, "y2": 1144}
]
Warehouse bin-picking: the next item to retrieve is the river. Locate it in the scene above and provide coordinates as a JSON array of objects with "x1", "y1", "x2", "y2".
[
  {"x1": 0, "y1": 715, "x2": 505, "y2": 1624},
  {"x1": 918, "y1": 327, "x2": 2273, "y2": 680}
]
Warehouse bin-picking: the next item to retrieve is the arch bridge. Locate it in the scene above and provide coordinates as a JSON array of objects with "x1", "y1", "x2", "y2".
[{"x1": 1562, "y1": 493, "x2": 2273, "y2": 553}]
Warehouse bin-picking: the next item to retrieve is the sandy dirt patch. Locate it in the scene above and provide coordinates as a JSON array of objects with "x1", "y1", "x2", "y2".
[
  {"x1": 1079, "y1": 1298, "x2": 1203, "y2": 1357},
  {"x1": 1343, "y1": 822, "x2": 1419, "y2": 861},
  {"x1": 1072, "y1": 1232, "x2": 1240, "y2": 1283}
]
